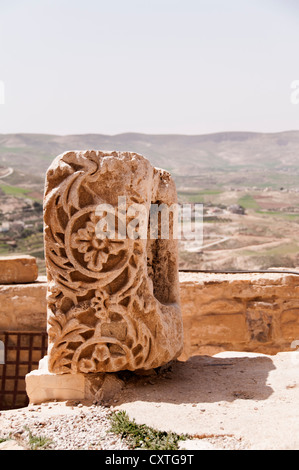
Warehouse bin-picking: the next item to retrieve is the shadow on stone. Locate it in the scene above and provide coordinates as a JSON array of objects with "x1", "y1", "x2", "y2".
[{"x1": 117, "y1": 353, "x2": 276, "y2": 405}]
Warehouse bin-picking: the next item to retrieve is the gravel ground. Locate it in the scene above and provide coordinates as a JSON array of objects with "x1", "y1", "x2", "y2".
[
  {"x1": 0, "y1": 400, "x2": 247, "y2": 451},
  {"x1": 0, "y1": 402, "x2": 131, "y2": 450},
  {"x1": 2, "y1": 352, "x2": 298, "y2": 450}
]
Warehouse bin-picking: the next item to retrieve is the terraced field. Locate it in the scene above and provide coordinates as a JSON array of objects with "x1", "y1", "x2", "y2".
[
  {"x1": 178, "y1": 189, "x2": 299, "y2": 271},
  {"x1": 1, "y1": 130, "x2": 299, "y2": 274}
]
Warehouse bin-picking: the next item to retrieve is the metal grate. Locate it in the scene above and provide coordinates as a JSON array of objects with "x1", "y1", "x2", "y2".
[{"x1": 0, "y1": 331, "x2": 47, "y2": 410}]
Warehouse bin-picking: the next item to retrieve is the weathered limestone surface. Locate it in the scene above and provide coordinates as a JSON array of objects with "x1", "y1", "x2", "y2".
[
  {"x1": 179, "y1": 271, "x2": 299, "y2": 358},
  {"x1": 44, "y1": 151, "x2": 183, "y2": 374},
  {"x1": 0, "y1": 279, "x2": 47, "y2": 331},
  {"x1": 26, "y1": 356, "x2": 124, "y2": 405},
  {"x1": 0, "y1": 255, "x2": 38, "y2": 284},
  {"x1": 2, "y1": 272, "x2": 299, "y2": 359}
]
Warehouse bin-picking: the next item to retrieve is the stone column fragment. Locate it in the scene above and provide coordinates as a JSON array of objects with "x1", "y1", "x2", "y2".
[{"x1": 44, "y1": 150, "x2": 183, "y2": 374}]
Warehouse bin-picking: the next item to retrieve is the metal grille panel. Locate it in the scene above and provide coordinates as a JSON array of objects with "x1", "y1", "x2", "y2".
[{"x1": 0, "y1": 331, "x2": 47, "y2": 410}]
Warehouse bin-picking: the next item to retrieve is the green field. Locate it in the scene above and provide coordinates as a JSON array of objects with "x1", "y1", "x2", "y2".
[
  {"x1": 0, "y1": 184, "x2": 30, "y2": 197},
  {"x1": 178, "y1": 190, "x2": 223, "y2": 203},
  {"x1": 237, "y1": 195, "x2": 261, "y2": 210}
]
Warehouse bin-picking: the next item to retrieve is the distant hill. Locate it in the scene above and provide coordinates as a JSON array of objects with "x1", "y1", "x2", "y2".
[
  {"x1": 1, "y1": 131, "x2": 299, "y2": 191},
  {"x1": 1, "y1": 131, "x2": 299, "y2": 272}
]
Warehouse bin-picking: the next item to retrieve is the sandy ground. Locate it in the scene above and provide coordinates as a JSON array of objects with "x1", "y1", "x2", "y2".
[
  {"x1": 1, "y1": 351, "x2": 299, "y2": 450},
  {"x1": 114, "y1": 351, "x2": 299, "y2": 450}
]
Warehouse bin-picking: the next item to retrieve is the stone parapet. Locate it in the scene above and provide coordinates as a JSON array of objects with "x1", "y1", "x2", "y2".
[
  {"x1": 179, "y1": 271, "x2": 299, "y2": 358},
  {"x1": 1, "y1": 271, "x2": 299, "y2": 357}
]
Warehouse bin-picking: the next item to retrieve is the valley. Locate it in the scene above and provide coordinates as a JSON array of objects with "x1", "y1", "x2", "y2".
[{"x1": 1, "y1": 131, "x2": 299, "y2": 274}]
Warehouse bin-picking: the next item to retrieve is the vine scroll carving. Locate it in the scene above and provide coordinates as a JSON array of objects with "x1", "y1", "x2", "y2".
[{"x1": 44, "y1": 151, "x2": 183, "y2": 374}]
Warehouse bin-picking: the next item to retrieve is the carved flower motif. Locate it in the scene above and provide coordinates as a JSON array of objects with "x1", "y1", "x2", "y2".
[
  {"x1": 91, "y1": 289, "x2": 109, "y2": 318},
  {"x1": 78, "y1": 344, "x2": 111, "y2": 372},
  {"x1": 71, "y1": 213, "x2": 123, "y2": 272}
]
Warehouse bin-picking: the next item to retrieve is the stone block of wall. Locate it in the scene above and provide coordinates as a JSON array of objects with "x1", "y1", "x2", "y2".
[
  {"x1": 179, "y1": 271, "x2": 299, "y2": 359},
  {"x1": 0, "y1": 278, "x2": 47, "y2": 331},
  {"x1": 0, "y1": 256, "x2": 38, "y2": 284}
]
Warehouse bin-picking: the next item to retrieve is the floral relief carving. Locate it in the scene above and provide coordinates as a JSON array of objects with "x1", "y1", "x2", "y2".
[
  {"x1": 44, "y1": 150, "x2": 183, "y2": 374},
  {"x1": 71, "y1": 212, "x2": 125, "y2": 272}
]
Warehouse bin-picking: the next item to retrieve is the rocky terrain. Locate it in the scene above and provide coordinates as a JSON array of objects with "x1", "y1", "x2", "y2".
[{"x1": 2, "y1": 131, "x2": 299, "y2": 272}]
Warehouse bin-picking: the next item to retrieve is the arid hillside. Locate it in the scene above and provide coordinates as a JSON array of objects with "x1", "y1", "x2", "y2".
[
  {"x1": 1, "y1": 130, "x2": 299, "y2": 186},
  {"x1": 1, "y1": 131, "x2": 299, "y2": 272}
]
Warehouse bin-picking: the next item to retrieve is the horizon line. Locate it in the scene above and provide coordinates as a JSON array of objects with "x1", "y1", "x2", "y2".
[{"x1": 0, "y1": 129, "x2": 299, "y2": 138}]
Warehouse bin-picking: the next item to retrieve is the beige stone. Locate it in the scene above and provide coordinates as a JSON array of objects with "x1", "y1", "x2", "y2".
[
  {"x1": 179, "y1": 271, "x2": 299, "y2": 358},
  {"x1": 0, "y1": 255, "x2": 38, "y2": 284},
  {"x1": 0, "y1": 439, "x2": 26, "y2": 450},
  {"x1": 280, "y1": 309, "x2": 299, "y2": 341},
  {"x1": 188, "y1": 313, "x2": 249, "y2": 345},
  {"x1": 3, "y1": 271, "x2": 299, "y2": 359},
  {"x1": 26, "y1": 365, "x2": 85, "y2": 404},
  {"x1": 25, "y1": 356, "x2": 124, "y2": 405},
  {"x1": 43, "y1": 150, "x2": 183, "y2": 374},
  {"x1": 0, "y1": 279, "x2": 47, "y2": 331}
]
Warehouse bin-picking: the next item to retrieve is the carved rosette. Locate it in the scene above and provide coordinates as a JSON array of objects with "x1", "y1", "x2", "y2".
[{"x1": 44, "y1": 150, "x2": 183, "y2": 374}]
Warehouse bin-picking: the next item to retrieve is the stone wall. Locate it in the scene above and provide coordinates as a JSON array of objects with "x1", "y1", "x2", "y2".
[
  {"x1": 0, "y1": 273, "x2": 299, "y2": 359},
  {"x1": 0, "y1": 256, "x2": 47, "y2": 408},
  {"x1": 1, "y1": 270, "x2": 299, "y2": 359},
  {"x1": 179, "y1": 271, "x2": 299, "y2": 359},
  {"x1": 0, "y1": 278, "x2": 47, "y2": 410},
  {"x1": 2, "y1": 267, "x2": 299, "y2": 408},
  {"x1": 0, "y1": 279, "x2": 47, "y2": 332}
]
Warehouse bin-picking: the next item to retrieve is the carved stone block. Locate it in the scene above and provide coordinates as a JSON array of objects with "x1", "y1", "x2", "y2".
[{"x1": 44, "y1": 150, "x2": 183, "y2": 373}]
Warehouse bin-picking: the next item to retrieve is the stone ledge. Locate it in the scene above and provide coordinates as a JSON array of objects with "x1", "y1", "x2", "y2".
[
  {"x1": 179, "y1": 270, "x2": 299, "y2": 285},
  {"x1": 0, "y1": 255, "x2": 38, "y2": 284}
]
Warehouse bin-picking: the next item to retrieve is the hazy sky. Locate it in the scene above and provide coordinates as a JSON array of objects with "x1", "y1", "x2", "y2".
[{"x1": 0, "y1": 0, "x2": 299, "y2": 135}]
